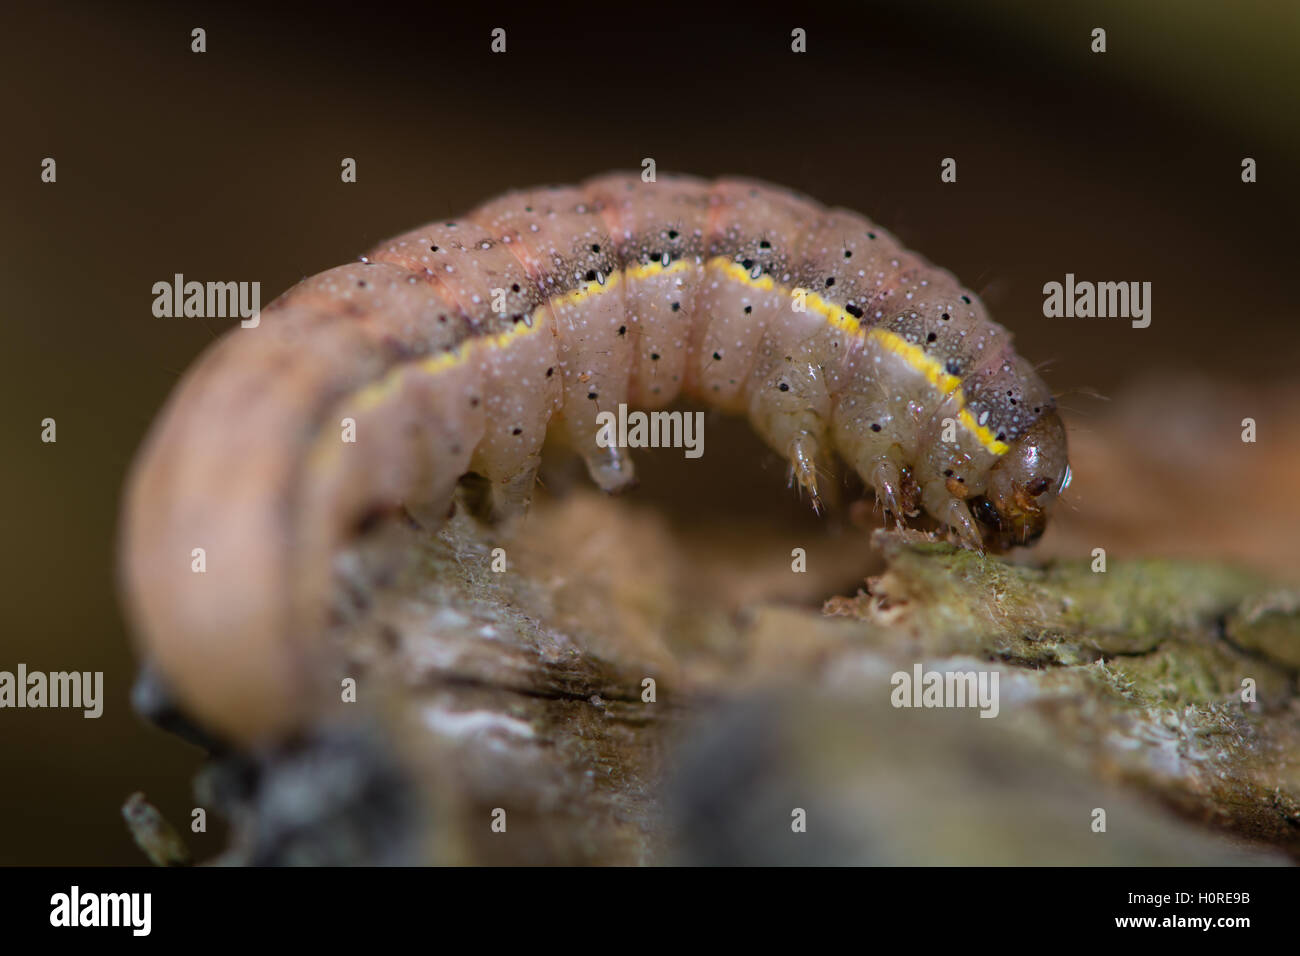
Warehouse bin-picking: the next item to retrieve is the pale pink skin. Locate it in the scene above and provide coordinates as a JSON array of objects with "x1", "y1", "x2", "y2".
[{"x1": 119, "y1": 173, "x2": 1068, "y2": 743}]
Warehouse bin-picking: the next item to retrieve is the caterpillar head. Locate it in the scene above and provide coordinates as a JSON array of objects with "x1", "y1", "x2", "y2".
[{"x1": 971, "y1": 411, "x2": 1070, "y2": 550}]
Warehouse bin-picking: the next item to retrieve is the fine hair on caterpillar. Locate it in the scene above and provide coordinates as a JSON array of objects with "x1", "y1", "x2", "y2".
[{"x1": 120, "y1": 172, "x2": 1070, "y2": 743}]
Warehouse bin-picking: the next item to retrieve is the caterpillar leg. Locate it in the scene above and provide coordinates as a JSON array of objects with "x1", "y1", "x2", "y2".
[
  {"x1": 869, "y1": 458, "x2": 905, "y2": 526},
  {"x1": 867, "y1": 445, "x2": 920, "y2": 528},
  {"x1": 457, "y1": 456, "x2": 544, "y2": 526},
  {"x1": 489, "y1": 455, "x2": 542, "y2": 523},
  {"x1": 937, "y1": 495, "x2": 983, "y2": 550},
  {"x1": 584, "y1": 443, "x2": 638, "y2": 494},
  {"x1": 786, "y1": 431, "x2": 825, "y2": 515},
  {"x1": 746, "y1": 340, "x2": 834, "y2": 515}
]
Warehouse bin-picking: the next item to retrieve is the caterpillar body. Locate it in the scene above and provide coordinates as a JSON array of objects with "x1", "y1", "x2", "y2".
[{"x1": 121, "y1": 173, "x2": 1070, "y2": 744}]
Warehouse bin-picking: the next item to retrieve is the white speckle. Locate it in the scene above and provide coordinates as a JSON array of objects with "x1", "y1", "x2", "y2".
[
  {"x1": 423, "y1": 708, "x2": 536, "y2": 740},
  {"x1": 432, "y1": 609, "x2": 469, "y2": 629}
]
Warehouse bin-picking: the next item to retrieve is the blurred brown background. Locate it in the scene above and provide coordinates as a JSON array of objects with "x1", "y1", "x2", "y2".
[{"x1": 0, "y1": 0, "x2": 1296, "y2": 864}]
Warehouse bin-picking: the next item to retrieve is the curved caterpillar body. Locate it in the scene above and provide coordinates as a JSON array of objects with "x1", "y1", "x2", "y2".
[{"x1": 121, "y1": 173, "x2": 1069, "y2": 743}]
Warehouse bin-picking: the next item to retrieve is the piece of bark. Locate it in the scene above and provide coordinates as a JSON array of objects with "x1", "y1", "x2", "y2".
[{"x1": 171, "y1": 489, "x2": 1298, "y2": 865}]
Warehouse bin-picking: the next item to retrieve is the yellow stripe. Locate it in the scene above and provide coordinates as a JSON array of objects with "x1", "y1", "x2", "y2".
[
  {"x1": 626, "y1": 259, "x2": 692, "y2": 281},
  {"x1": 799, "y1": 290, "x2": 859, "y2": 335},
  {"x1": 353, "y1": 308, "x2": 550, "y2": 414},
  {"x1": 865, "y1": 330, "x2": 1008, "y2": 454},
  {"x1": 957, "y1": 409, "x2": 1010, "y2": 455},
  {"x1": 866, "y1": 328, "x2": 961, "y2": 396},
  {"x1": 550, "y1": 269, "x2": 622, "y2": 308},
  {"x1": 348, "y1": 260, "x2": 1009, "y2": 457},
  {"x1": 352, "y1": 367, "x2": 406, "y2": 413},
  {"x1": 418, "y1": 349, "x2": 467, "y2": 375},
  {"x1": 357, "y1": 270, "x2": 616, "y2": 412},
  {"x1": 700, "y1": 257, "x2": 1009, "y2": 456},
  {"x1": 708, "y1": 256, "x2": 776, "y2": 292}
]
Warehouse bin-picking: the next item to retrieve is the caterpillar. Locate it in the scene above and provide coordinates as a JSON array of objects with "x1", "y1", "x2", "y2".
[{"x1": 120, "y1": 173, "x2": 1070, "y2": 744}]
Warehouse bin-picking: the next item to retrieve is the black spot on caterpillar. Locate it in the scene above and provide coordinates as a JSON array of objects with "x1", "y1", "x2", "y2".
[{"x1": 120, "y1": 172, "x2": 1069, "y2": 743}]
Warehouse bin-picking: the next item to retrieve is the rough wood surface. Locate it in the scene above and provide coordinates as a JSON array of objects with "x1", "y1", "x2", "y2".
[{"x1": 177, "y1": 483, "x2": 1298, "y2": 865}]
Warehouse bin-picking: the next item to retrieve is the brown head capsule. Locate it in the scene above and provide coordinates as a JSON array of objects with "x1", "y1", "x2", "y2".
[{"x1": 976, "y1": 412, "x2": 1072, "y2": 549}]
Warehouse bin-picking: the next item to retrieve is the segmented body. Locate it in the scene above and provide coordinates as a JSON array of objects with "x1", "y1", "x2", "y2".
[{"x1": 121, "y1": 173, "x2": 1068, "y2": 743}]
